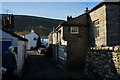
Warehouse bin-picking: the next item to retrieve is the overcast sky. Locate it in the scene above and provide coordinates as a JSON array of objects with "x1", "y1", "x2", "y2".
[{"x1": 1, "y1": 1, "x2": 102, "y2": 20}]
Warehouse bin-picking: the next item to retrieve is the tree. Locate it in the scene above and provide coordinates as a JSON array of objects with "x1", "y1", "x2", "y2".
[{"x1": 36, "y1": 36, "x2": 41, "y2": 49}]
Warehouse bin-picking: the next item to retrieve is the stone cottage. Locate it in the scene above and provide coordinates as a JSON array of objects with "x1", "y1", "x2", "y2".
[
  {"x1": 84, "y1": 1, "x2": 120, "y2": 79},
  {"x1": 49, "y1": 12, "x2": 89, "y2": 70},
  {"x1": 88, "y1": 1, "x2": 120, "y2": 47},
  {"x1": 49, "y1": 1, "x2": 120, "y2": 78}
]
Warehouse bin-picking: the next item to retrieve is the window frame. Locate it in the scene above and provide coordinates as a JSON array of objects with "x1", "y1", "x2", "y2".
[
  {"x1": 70, "y1": 26, "x2": 79, "y2": 34},
  {"x1": 93, "y1": 19, "x2": 100, "y2": 38}
]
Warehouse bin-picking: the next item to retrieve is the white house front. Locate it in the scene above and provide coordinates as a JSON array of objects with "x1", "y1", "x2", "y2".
[{"x1": 21, "y1": 30, "x2": 38, "y2": 50}]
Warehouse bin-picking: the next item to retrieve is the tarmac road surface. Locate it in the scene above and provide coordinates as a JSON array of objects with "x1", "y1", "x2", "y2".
[{"x1": 21, "y1": 51, "x2": 72, "y2": 80}]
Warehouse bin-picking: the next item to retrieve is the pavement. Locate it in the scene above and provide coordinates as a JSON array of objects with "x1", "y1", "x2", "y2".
[{"x1": 21, "y1": 51, "x2": 72, "y2": 80}]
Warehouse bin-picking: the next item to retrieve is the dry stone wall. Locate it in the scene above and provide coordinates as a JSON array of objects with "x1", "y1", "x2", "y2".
[{"x1": 84, "y1": 46, "x2": 120, "y2": 79}]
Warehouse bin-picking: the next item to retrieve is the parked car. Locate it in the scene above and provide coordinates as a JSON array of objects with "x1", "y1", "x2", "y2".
[{"x1": 37, "y1": 48, "x2": 46, "y2": 54}]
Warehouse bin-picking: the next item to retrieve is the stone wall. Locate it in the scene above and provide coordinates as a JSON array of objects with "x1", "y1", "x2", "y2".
[
  {"x1": 89, "y1": 3, "x2": 120, "y2": 46},
  {"x1": 106, "y1": 3, "x2": 120, "y2": 46},
  {"x1": 89, "y1": 4, "x2": 107, "y2": 46},
  {"x1": 84, "y1": 46, "x2": 120, "y2": 79},
  {"x1": 63, "y1": 26, "x2": 88, "y2": 69}
]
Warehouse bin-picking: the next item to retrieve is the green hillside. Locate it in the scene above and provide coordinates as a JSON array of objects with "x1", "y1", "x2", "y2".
[{"x1": 1, "y1": 14, "x2": 64, "y2": 37}]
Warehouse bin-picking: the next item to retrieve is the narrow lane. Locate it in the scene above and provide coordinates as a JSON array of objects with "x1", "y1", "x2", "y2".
[{"x1": 21, "y1": 51, "x2": 71, "y2": 80}]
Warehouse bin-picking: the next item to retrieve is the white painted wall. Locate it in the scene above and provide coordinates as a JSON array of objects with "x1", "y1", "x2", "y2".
[
  {"x1": 24, "y1": 32, "x2": 38, "y2": 50},
  {"x1": 60, "y1": 27, "x2": 67, "y2": 46},
  {"x1": 52, "y1": 32, "x2": 57, "y2": 45},
  {"x1": 17, "y1": 41, "x2": 27, "y2": 75},
  {"x1": 0, "y1": 29, "x2": 27, "y2": 76},
  {"x1": 51, "y1": 27, "x2": 67, "y2": 46}
]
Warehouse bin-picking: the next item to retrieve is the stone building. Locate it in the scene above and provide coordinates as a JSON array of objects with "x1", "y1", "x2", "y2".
[
  {"x1": 48, "y1": 12, "x2": 89, "y2": 70},
  {"x1": 88, "y1": 1, "x2": 120, "y2": 46},
  {"x1": 84, "y1": 1, "x2": 120, "y2": 79},
  {"x1": 48, "y1": 1, "x2": 120, "y2": 76}
]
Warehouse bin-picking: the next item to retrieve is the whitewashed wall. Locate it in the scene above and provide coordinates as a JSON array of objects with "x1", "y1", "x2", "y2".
[
  {"x1": 0, "y1": 30, "x2": 27, "y2": 76},
  {"x1": 48, "y1": 33, "x2": 53, "y2": 45},
  {"x1": 24, "y1": 32, "x2": 38, "y2": 50},
  {"x1": 60, "y1": 27, "x2": 67, "y2": 46},
  {"x1": 52, "y1": 32, "x2": 57, "y2": 45},
  {"x1": 51, "y1": 27, "x2": 67, "y2": 46},
  {"x1": 17, "y1": 41, "x2": 27, "y2": 75}
]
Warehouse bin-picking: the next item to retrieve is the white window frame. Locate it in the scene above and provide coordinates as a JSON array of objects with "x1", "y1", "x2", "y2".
[{"x1": 70, "y1": 26, "x2": 79, "y2": 34}]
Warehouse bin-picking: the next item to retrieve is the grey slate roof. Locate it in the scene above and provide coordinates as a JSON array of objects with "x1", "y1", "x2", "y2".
[{"x1": 1, "y1": 27, "x2": 28, "y2": 42}]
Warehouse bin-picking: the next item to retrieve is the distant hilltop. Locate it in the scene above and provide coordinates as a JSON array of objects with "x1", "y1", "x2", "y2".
[{"x1": 0, "y1": 14, "x2": 64, "y2": 37}]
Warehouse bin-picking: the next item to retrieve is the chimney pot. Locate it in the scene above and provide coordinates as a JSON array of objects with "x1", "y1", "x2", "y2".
[
  {"x1": 31, "y1": 30, "x2": 34, "y2": 33},
  {"x1": 67, "y1": 15, "x2": 72, "y2": 21},
  {"x1": 84, "y1": 7, "x2": 89, "y2": 13}
]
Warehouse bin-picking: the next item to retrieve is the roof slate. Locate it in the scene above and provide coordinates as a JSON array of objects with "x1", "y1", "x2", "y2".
[{"x1": 1, "y1": 27, "x2": 28, "y2": 42}]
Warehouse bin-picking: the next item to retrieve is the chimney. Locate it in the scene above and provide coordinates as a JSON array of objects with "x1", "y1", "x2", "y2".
[
  {"x1": 67, "y1": 15, "x2": 72, "y2": 21},
  {"x1": 9, "y1": 14, "x2": 12, "y2": 25},
  {"x1": 3, "y1": 17, "x2": 8, "y2": 27},
  {"x1": 31, "y1": 30, "x2": 34, "y2": 33},
  {"x1": 9, "y1": 14, "x2": 14, "y2": 27},
  {"x1": 84, "y1": 7, "x2": 89, "y2": 13},
  {"x1": 69, "y1": 16, "x2": 72, "y2": 19},
  {"x1": 67, "y1": 15, "x2": 69, "y2": 21}
]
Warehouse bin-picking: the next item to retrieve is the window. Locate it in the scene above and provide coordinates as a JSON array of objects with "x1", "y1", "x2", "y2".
[
  {"x1": 70, "y1": 27, "x2": 79, "y2": 34},
  {"x1": 93, "y1": 20, "x2": 99, "y2": 38},
  {"x1": 34, "y1": 37, "x2": 37, "y2": 41}
]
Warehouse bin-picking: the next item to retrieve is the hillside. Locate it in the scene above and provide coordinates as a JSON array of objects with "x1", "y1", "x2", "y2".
[{"x1": 1, "y1": 14, "x2": 64, "y2": 37}]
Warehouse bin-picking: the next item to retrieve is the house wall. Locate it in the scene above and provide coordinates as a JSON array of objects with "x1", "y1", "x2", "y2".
[
  {"x1": 60, "y1": 27, "x2": 67, "y2": 46},
  {"x1": 52, "y1": 44, "x2": 58, "y2": 64},
  {"x1": 51, "y1": 27, "x2": 67, "y2": 66},
  {"x1": 89, "y1": 4, "x2": 107, "y2": 46},
  {"x1": 17, "y1": 41, "x2": 27, "y2": 75},
  {"x1": 52, "y1": 32, "x2": 58, "y2": 64},
  {"x1": 106, "y1": 3, "x2": 120, "y2": 46},
  {"x1": 0, "y1": 30, "x2": 18, "y2": 55},
  {"x1": 24, "y1": 32, "x2": 38, "y2": 50},
  {"x1": 58, "y1": 45, "x2": 67, "y2": 68},
  {"x1": 63, "y1": 26, "x2": 88, "y2": 69},
  {"x1": 48, "y1": 33, "x2": 53, "y2": 45},
  {"x1": 52, "y1": 32, "x2": 57, "y2": 45},
  {"x1": 0, "y1": 30, "x2": 27, "y2": 76}
]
